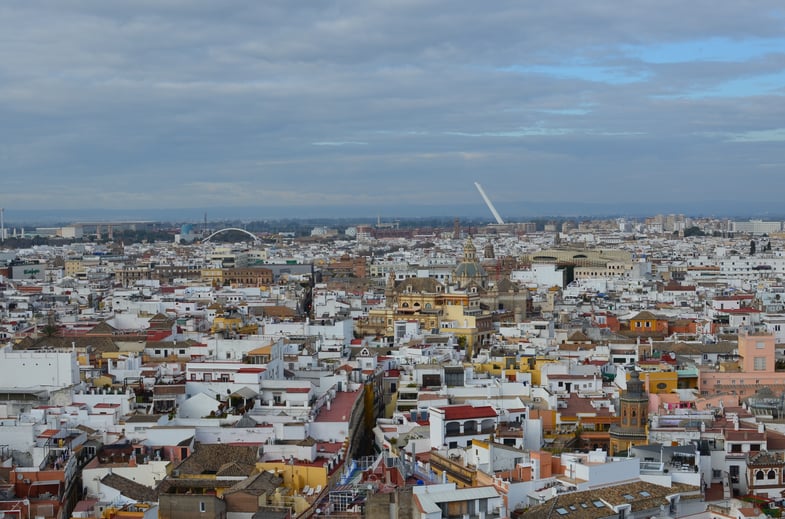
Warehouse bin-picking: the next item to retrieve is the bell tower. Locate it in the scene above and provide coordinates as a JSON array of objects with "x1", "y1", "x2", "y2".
[{"x1": 609, "y1": 370, "x2": 649, "y2": 455}]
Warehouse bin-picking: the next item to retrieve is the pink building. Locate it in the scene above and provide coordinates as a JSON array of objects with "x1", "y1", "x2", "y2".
[{"x1": 699, "y1": 333, "x2": 781, "y2": 400}]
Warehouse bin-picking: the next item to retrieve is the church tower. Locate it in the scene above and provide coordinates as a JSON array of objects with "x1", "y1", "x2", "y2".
[
  {"x1": 385, "y1": 270, "x2": 397, "y2": 307},
  {"x1": 454, "y1": 237, "x2": 488, "y2": 289},
  {"x1": 609, "y1": 370, "x2": 649, "y2": 455}
]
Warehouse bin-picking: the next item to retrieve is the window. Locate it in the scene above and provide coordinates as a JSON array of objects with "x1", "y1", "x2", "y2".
[
  {"x1": 757, "y1": 341, "x2": 765, "y2": 349},
  {"x1": 754, "y1": 357, "x2": 767, "y2": 371},
  {"x1": 200, "y1": 502, "x2": 206, "y2": 513}
]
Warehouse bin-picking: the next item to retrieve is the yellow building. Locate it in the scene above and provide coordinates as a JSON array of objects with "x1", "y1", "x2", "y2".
[
  {"x1": 639, "y1": 370, "x2": 678, "y2": 395},
  {"x1": 519, "y1": 357, "x2": 559, "y2": 387},
  {"x1": 471, "y1": 357, "x2": 519, "y2": 378},
  {"x1": 256, "y1": 461, "x2": 328, "y2": 500},
  {"x1": 65, "y1": 259, "x2": 84, "y2": 278},
  {"x1": 439, "y1": 304, "x2": 494, "y2": 358},
  {"x1": 210, "y1": 312, "x2": 244, "y2": 334},
  {"x1": 201, "y1": 268, "x2": 224, "y2": 286}
]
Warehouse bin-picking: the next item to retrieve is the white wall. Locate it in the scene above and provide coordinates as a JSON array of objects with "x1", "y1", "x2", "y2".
[
  {"x1": 87, "y1": 461, "x2": 169, "y2": 497},
  {"x1": 0, "y1": 346, "x2": 79, "y2": 388},
  {"x1": 0, "y1": 419, "x2": 35, "y2": 452},
  {"x1": 194, "y1": 425, "x2": 275, "y2": 445}
]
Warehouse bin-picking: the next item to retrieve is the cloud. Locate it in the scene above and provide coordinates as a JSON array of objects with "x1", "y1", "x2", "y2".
[
  {"x1": 726, "y1": 128, "x2": 785, "y2": 142},
  {"x1": 1, "y1": 1, "x2": 785, "y2": 214},
  {"x1": 312, "y1": 141, "x2": 368, "y2": 146}
]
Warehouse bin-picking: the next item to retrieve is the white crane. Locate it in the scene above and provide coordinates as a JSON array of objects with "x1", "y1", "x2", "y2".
[{"x1": 474, "y1": 182, "x2": 505, "y2": 225}]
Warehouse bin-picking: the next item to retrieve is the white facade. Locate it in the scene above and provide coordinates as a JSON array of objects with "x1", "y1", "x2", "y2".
[
  {"x1": 560, "y1": 451, "x2": 640, "y2": 490},
  {"x1": 511, "y1": 264, "x2": 565, "y2": 288},
  {"x1": 85, "y1": 460, "x2": 169, "y2": 497},
  {"x1": 732, "y1": 220, "x2": 782, "y2": 234},
  {"x1": 0, "y1": 345, "x2": 80, "y2": 389}
]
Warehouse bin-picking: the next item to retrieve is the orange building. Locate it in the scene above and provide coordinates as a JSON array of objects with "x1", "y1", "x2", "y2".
[
  {"x1": 699, "y1": 333, "x2": 781, "y2": 399},
  {"x1": 627, "y1": 311, "x2": 669, "y2": 336}
]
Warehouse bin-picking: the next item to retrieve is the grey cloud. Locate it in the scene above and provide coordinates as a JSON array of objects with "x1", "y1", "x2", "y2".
[{"x1": 1, "y1": 1, "x2": 784, "y2": 213}]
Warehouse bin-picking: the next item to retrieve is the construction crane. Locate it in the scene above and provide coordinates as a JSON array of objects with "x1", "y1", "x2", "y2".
[{"x1": 474, "y1": 182, "x2": 505, "y2": 225}]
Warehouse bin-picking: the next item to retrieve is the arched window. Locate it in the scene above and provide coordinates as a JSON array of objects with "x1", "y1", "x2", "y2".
[
  {"x1": 756, "y1": 470, "x2": 765, "y2": 480},
  {"x1": 769, "y1": 470, "x2": 776, "y2": 480}
]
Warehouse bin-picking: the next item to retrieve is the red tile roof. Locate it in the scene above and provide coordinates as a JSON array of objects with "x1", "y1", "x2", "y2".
[
  {"x1": 237, "y1": 367, "x2": 266, "y2": 373},
  {"x1": 314, "y1": 391, "x2": 362, "y2": 423},
  {"x1": 441, "y1": 405, "x2": 497, "y2": 420}
]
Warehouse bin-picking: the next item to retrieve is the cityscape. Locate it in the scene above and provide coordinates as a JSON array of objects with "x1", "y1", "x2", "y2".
[
  {"x1": 3, "y1": 2, "x2": 785, "y2": 519},
  {"x1": 2, "y1": 209, "x2": 785, "y2": 518}
]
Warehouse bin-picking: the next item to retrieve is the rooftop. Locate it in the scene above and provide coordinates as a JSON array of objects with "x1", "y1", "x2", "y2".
[{"x1": 313, "y1": 390, "x2": 362, "y2": 423}]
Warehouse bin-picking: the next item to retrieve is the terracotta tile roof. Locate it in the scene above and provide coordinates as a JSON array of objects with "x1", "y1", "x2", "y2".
[
  {"x1": 260, "y1": 305, "x2": 298, "y2": 318},
  {"x1": 216, "y1": 461, "x2": 257, "y2": 477},
  {"x1": 520, "y1": 480, "x2": 699, "y2": 518},
  {"x1": 14, "y1": 336, "x2": 120, "y2": 353},
  {"x1": 725, "y1": 429, "x2": 765, "y2": 442},
  {"x1": 100, "y1": 473, "x2": 159, "y2": 502},
  {"x1": 224, "y1": 471, "x2": 283, "y2": 496},
  {"x1": 440, "y1": 405, "x2": 497, "y2": 420},
  {"x1": 174, "y1": 444, "x2": 259, "y2": 476},
  {"x1": 629, "y1": 310, "x2": 661, "y2": 321},
  {"x1": 85, "y1": 321, "x2": 119, "y2": 335}
]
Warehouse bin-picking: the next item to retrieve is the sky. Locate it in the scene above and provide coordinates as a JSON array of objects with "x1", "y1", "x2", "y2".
[{"x1": 1, "y1": 1, "x2": 785, "y2": 219}]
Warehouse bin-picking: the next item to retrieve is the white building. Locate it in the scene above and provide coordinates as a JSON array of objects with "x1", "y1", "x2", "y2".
[
  {"x1": 429, "y1": 404, "x2": 499, "y2": 450},
  {"x1": 0, "y1": 345, "x2": 80, "y2": 390}
]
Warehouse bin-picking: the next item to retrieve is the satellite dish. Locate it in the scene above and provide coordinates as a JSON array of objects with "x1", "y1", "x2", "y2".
[{"x1": 670, "y1": 352, "x2": 676, "y2": 360}]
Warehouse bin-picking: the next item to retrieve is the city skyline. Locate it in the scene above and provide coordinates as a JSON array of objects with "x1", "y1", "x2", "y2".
[{"x1": 2, "y1": 2, "x2": 785, "y2": 214}]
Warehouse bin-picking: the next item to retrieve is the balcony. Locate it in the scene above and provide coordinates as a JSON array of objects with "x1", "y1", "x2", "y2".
[{"x1": 725, "y1": 451, "x2": 747, "y2": 459}]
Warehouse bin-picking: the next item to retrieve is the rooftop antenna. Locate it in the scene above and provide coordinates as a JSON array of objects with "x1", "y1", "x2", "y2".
[{"x1": 474, "y1": 182, "x2": 505, "y2": 225}]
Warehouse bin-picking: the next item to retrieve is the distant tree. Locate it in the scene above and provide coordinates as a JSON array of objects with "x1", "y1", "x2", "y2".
[
  {"x1": 41, "y1": 323, "x2": 60, "y2": 337},
  {"x1": 750, "y1": 240, "x2": 756, "y2": 255},
  {"x1": 41, "y1": 311, "x2": 59, "y2": 337},
  {"x1": 683, "y1": 226, "x2": 705, "y2": 237}
]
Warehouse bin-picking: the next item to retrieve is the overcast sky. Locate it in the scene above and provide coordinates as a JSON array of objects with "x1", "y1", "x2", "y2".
[{"x1": 2, "y1": 1, "x2": 784, "y2": 217}]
